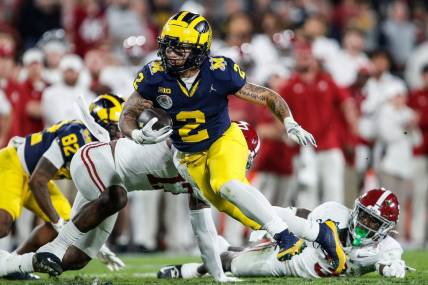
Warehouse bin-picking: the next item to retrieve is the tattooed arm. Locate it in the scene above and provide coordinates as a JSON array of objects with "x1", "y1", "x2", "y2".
[
  {"x1": 119, "y1": 92, "x2": 171, "y2": 144},
  {"x1": 119, "y1": 91, "x2": 153, "y2": 139},
  {"x1": 235, "y1": 82, "x2": 317, "y2": 146},
  {"x1": 234, "y1": 82, "x2": 292, "y2": 121}
]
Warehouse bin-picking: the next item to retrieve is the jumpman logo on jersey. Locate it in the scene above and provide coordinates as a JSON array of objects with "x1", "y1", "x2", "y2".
[{"x1": 209, "y1": 84, "x2": 217, "y2": 93}]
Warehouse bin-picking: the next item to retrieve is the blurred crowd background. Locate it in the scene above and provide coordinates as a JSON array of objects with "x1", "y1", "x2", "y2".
[{"x1": 0, "y1": 0, "x2": 427, "y2": 254}]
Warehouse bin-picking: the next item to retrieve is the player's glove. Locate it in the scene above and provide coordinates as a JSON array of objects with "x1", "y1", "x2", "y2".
[
  {"x1": 377, "y1": 260, "x2": 407, "y2": 278},
  {"x1": 131, "y1": 117, "x2": 172, "y2": 144},
  {"x1": 97, "y1": 244, "x2": 125, "y2": 271},
  {"x1": 51, "y1": 218, "x2": 66, "y2": 233},
  {"x1": 284, "y1": 117, "x2": 317, "y2": 147}
]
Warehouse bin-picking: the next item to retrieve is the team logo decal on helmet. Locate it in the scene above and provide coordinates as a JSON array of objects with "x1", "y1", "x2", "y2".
[
  {"x1": 156, "y1": 94, "x2": 173, "y2": 109},
  {"x1": 158, "y1": 11, "x2": 212, "y2": 73}
]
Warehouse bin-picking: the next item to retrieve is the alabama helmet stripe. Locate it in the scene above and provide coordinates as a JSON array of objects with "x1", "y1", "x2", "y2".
[{"x1": 375, "y1": 189, "x2": 392, "y2": 210}]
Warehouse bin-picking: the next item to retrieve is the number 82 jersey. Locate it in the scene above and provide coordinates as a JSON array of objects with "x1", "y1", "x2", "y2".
[{"x1": 133, "y1": 56, "x2": 246, "y2": 153}]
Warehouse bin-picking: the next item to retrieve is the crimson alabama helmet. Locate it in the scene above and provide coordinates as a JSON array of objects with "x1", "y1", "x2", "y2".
[
  {"x1": 349, "y1": 188, "x2": 399, "y2": 247},
  {"x1": 235, "y1": 121, "x2": 260, "y2": 170}
]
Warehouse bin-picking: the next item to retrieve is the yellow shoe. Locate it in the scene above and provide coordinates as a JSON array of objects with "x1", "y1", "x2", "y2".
[
  {"x1": 315, "y1": 220, "x2": 347, "y2": 274},
  {"x1": 274, "y1": 229, "x2": 307, "y2": 261}
]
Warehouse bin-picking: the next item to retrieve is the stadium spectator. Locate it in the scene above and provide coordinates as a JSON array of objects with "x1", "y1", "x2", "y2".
[
  {"x1": 381, "y1": 0, "x2": 416, "y2": 70},
  {"x1": 38, "y1": 30, "x2": 69, "y2": 84},
  {"x1": 324, "y1": 28, "x2": 369, "y2": 87},
  {"x1": 19, "y1": 48, "x2": 46, "y2": 135},
  {"x1": 0, "y1": 40, "x2": 25, "y2": 144},
  {"x1": 373, "y1": 81, "x2": 421, "y2": 242},
  {"x1": 106, "y1": 0, "x2": 155, "y2": 57},
  {"x1": 16, "y1": 0, "x2": 62, "y2": 49},
  {"x1": 250, "y1": 10, "x2": 290, "y2": 85},
  {"x1": 41, "y1": 54, "x2": 94, "y2": 126},
  {"x1": 71, "y1": 0, "x2": 109, "y2": 57},
  {"x1": 279, "y1": 44, "x2": 357, "y2": 209},
  {"x1": 408, "y1": 65, "x2": 428, "y2": 247},
  {"x1": 358, "y1": 50, "x2": 404, "y2": 142},
  {"x1": 83, "y1": 49, "x2": 111, "y2": 95}
]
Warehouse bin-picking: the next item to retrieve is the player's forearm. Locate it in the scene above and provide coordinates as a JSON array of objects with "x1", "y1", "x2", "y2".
[
  {"x1": 119, "y1": 92, "x2": 152, "y2": 138},
  {"x1": 29, "y1": 180, "x2": 60, "y2": 222},
  {"x1": 235, "y1": 82, "x2": 292, "y2": 121}
]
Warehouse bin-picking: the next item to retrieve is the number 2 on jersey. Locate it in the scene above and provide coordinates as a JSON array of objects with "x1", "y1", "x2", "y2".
[{"x1": 176, "y1": 110, "x2": 209, "y2": 143}]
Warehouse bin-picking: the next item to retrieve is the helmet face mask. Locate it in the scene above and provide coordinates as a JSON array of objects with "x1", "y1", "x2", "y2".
[
  {"x1": 349, "y1": 203, "x2": 394, "y2": 247},
  {"x1": 158, "y1": 11, "x2": 212, "y2": 73}
]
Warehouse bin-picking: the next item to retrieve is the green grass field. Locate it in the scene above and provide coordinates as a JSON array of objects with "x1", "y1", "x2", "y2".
[{"x1": 1, "y1": 250, "x2": 427, "y2": 285}]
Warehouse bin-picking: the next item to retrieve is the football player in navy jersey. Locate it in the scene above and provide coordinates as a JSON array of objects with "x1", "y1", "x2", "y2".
[
  {"x1": 116, "y1": 11, "x2": 346, "y2": 274},
  {"x1": 0, "y1": 93, "x2": 123, "y2": 264}
]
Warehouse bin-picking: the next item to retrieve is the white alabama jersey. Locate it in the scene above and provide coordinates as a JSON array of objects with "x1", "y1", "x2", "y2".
[
  {"x1": 114, "y1": 138, "x2": 192, "y2": 194},
  {"x1": 231, "y1": 202, "x2": 403, "y2": 278},
  {"x1": 70, "y1": 139, "x2": 194, "y2": 201}
]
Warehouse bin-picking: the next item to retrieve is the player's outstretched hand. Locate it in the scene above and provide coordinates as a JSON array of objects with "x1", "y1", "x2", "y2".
[
  {"x1": 284, "y1": 117, "x2": 317, "y2": 147},
  {"x1": 132, "y1": 117, "x2": 172, "y2": 144},
  {"x1": 377, "y1": 260, "x2": 406, "y2": 278},
  {"x1": 97, "y1": 244, "x2": 125, "y2": 271},
  {"x1": 217, "y1": 275, "x2": 242, "y2": 283}
]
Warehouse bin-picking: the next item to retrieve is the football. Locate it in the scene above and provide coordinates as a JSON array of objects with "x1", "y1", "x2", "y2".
[{"x1": 138, "y1": 108, "x2": 173, "y2": 131}]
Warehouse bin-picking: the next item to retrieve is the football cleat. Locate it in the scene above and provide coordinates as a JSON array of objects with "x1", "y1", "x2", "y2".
[
  {"x1": 32, "y1": 252, "x2": 63, "y2": 277},
  {"x1": 315, "y1": 220, "x2": 347, "y2": 274},
  {"x1": 157, "y1": 265, "x2": 182, "y2": 279},
  {"x1": 274, "y1": 229, "x2": 307, "y2": 261},
  {"x1": 4, "y1": 272, "x2": 40, "y2": 280}
]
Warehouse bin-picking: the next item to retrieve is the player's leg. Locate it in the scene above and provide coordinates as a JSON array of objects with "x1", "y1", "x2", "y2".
[
  {"x1": 34, "y1": 191, "x2": 119, "y2": 276},
  {"x1": 0, "y1": 147, "x2": 28, "y2": 238},
  {"x1": 208, "y1": 123, "x2": 346, "y2": 272},
  {"x1": 37, "y1": 143, "x2": 125, "y2": 263},
  {"x1": 206, "y1": 123, "x2": 304, "y2": 259},
  {"x1": 14, "y1": 223, "x2": 57, "y2": 254}
]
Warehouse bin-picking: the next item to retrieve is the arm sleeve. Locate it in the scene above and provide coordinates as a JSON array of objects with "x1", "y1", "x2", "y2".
[
  {"x1": 42, "y1": 139, "x2": 65, "y2": 169},
  {"x1": 190, "y1": 208, "x2": 227, "y2": 281}
]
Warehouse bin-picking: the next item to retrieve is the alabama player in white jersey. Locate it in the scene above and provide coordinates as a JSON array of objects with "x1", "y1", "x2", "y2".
[
  {"x1": 158, "y1": 188, "x2": 414, "y2": 279},
  {"x1": 0, "y1": 121, "x2": 259, "y2": 283}
]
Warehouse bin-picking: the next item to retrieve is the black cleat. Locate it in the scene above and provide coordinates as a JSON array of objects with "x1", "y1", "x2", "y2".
[
  {"x1": 32, "y1": 252, "x2": 63, "y2": 277},
  {"x1": 157, "y1": 265, "x2": 182, "y2": 279},
  {"x1": 4, "y1": 272, "x2": 40, "y2": 280}
]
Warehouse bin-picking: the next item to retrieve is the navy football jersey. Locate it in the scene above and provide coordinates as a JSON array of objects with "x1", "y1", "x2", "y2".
[
  {"x1": 24, "y1": 120, "x2": 95, "y2": 179},
  {"x1": 133, "y1": 56, "x2": 246, "y2": 152}
]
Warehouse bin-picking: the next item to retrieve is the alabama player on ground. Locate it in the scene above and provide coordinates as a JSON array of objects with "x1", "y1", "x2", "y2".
[
  {"x1": 158, "y1": 188, "x2": 414, "y2": 279},
  {"x1": 0, "y1": 121, "x2": 259, "y2": 283}
]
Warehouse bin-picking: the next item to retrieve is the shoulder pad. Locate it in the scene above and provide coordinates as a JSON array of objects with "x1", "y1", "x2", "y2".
[
  {"x1": 143, "y1": 60, "x2": 165, "y2": 84},
  {"x1": 207, "y1": 56, "x2": 237, "y2": 81}
]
